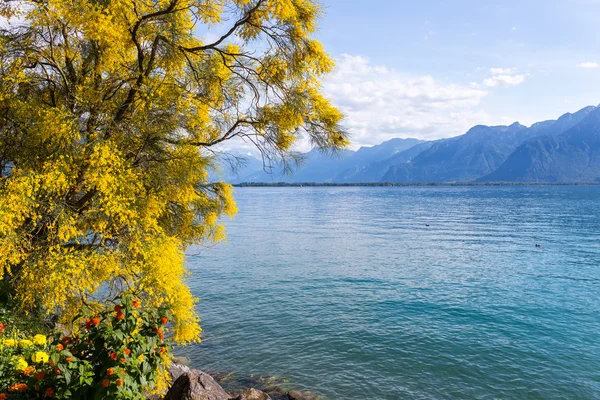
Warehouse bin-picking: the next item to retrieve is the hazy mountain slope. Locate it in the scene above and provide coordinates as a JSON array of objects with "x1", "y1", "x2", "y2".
[
  {"x1": 335, "y1": 141, "x2": 433, "y2": 182},
  {"x1": 382, "y1": 123, "x2": 530, "y2": 182},
  {"x1": 382, "y1": 105, "x2": 597, "y2": 183},
  {"x1": 234, "y1": 138, "x2": 423, "y2": 183},
  {"x1": 481, "y1": 107, "x2": 600, "y2": 182}
]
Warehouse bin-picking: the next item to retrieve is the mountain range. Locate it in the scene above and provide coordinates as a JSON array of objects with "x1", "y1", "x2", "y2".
[{"x1": 220, "y1": 105, "x2": 600, "y2": 183}]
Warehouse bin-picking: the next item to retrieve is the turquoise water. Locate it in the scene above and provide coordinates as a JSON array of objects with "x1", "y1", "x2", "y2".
[{"x1": 185, "y1": 186, "x2": 600, "y2": 399}]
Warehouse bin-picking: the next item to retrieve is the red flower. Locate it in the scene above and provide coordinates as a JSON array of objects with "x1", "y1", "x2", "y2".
[
  {"x1": 85, "y1": 318, "x2": 91, "y2": 329},
  {"x1": 116, "y1": 379, "x2": 123, "y2": 387},
  {"x1": 102, "y1": 378, "x2": 110, "y2": 388},
  {"x1": 0, "y1": 323, "x2": 5, "y2": 333},
  {"x1": 132, "y1": 300, "x2": 140, "y2": 308},
  {"x1": 44, "y1": 387, "x2": 54, "y2": 398},
  {"x1": 0, "y1": 393, "x2": 7, "y2": 400},
  {"x1": 160, "y1": 316, "x2": 168, "y2": 325},
  {"x1": 114, "y1": 305, "x2": 122, "y2": 313},
  {"x1": 92, "y1": 317, "x2": 101, "y2": 326},
  {"x1": 124, "y1": 348, "x2": 131, "y2": 356},
  {"x1": 55, "y1": 369, "x2": 61, "y2": 375},
  {"x1": 116, "y1": 312, "x2": 124, "y2": 320},
  {"x1": 61, "y1": 336, "x2": 70, "y2": 344},
  {"x1": 106, "y1": 368, "x2": 114, "y2": 376},
  {"x1": 57, "y1": 344, "x2": 64, "y2": 351},
  {"x1": 34, "y1": 372, "x2": 46, "y2": 380},
  {"x1": 110, "y1": 352, "x2": 117, "y2": 361}
]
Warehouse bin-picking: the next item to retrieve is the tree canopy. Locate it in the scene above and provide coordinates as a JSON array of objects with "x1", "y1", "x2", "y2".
[{"x1": 0, "y1": 0, "x2": 347, "y2": 343}]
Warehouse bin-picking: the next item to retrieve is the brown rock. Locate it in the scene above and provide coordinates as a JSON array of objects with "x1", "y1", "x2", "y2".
[
  {"x1": 229, "y1": 388, "x2": 272, "y2": 400},
  {"x1": 164, "y1": 369, "x2": 230, "y2": 400},
  {"x1": 286, "y1": 391, "x2": 320, "y2": 400},
  {"x1": 243, "y1": 388, "x2": 272, "y2": 400}
]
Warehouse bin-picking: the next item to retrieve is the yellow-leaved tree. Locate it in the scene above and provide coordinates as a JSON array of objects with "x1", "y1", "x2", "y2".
[{"x1": 0, "y1": 0, "x2": 347, "y2": 344}]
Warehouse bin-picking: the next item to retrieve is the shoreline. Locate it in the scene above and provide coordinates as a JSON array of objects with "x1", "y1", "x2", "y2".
[{"x1": 233, "y1": 181, "x2": 600, "y2": 187}]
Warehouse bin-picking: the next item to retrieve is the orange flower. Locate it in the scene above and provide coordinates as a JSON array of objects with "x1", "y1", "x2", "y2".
[
  {"x1": 106, "y1": 368, "x2": 114, "y2": 376},
  {"x1": 44, "y1": 387, "x2": 54, "y2": 398},
  {"x1": 55, "y1": 369, "x2": 61, "y2": 375},
  {"x1": 8, "y1": 383, "x2": 28, "y2": 392},
  {"x1": 102, "y1": 378, "x2": 110, "y2": 388},
  {"x1": 124, "y1": 348, "x2": 131, "y2": 356},
  {"x1": 85, "y1": 318, "x2": 91, "y2": 329},
  {"x1": 160, "y1": 346, "x2": 167, "y2": 353},
  {"x1": 0, "y1": 323, "x2": 5, "y2": 333},
  {"x1": 34, "y1": 371, "x2": 46, "y2": 380},
  {"x1": 92, "y1": 317, "x2": 101, "y2": 326},
  {"x1": 0, "y1": 393, "x2": 6, "y2": 400},
  {"x1": 65, "y1": 357, "x2": 72, "y2": 362},
  {"x1": 114, "y1": 305, "x2": 122, "y2": 313},
  {"x1": 116, "y1": 379, "x2": 123, "y2": 387},
  {"x1": 110, "y1": 352, "x2": 117, "y2": 360},
  {"x1": 120, "y1": 358, "x2": 126, "y2": 364},
  {"x1": 116, "y1": 311, "x2": 124, "y2": 320},
  {"x1": 159, "y1": 332, "x2": 164, "y2": 340},
  {"x1": 132, "y1": 300, "x2": 140, "y2": 308},
  {"x1": 23, "y1": 366, "x2": 36, "y2": 376},
  {"x1": 160, "y1": 316, "x2": 168, "y2": 325},
  {"x1": 57, "y1": 344, "x2": 64, "y2": 351}
]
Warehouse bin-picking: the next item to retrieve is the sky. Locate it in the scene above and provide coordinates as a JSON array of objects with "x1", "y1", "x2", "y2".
[{"x1": 306, "y1": 0, "x2": 600, "y2": 149}]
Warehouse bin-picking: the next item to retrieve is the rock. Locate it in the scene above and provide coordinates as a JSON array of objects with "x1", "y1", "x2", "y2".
[
  {"x1": 170, "y1": 363, "x2": 192, "y2": 382},
  {"x1": 164, "y1": 369, "x2": 230, "y2": 400},
  {"x1": 229, "y1": 388, "x2": 272, "y2": 400},
  {"x1": 286, "y1": 391, "x2": 320, "y2": 400},
  {"x1": 243, "y1": 388, "x2": 272, "y2": 400}
]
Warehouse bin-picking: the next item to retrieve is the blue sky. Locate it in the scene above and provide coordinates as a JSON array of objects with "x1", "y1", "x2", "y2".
[{"x1": 304, "y1": 0, "x2": 600, "y2": 147}]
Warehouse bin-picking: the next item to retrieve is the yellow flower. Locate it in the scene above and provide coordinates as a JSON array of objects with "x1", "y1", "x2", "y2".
[
  {"x1": 32, "y1": 334, "x2": 47, "y2": 346},
  {"x1": 13, "y1": 356, "x2": 28, "y2": 372},
  {"x1": 2, "y1": 339, "x2": 17, "y2": 347},
  {"x1": 19, "y1": 339, "x2": 33, "y2": 348},
  {"x1": 31, "y1": 351, "x2": 49, "y2": 363},
  {"x1": 137, "y1": 354, "x2": 145, "y2": 363}
]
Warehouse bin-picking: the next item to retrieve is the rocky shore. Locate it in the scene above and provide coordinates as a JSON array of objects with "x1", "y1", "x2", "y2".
[{"x1": 161, "y1": 363, "x2": 321, "y2": 400}]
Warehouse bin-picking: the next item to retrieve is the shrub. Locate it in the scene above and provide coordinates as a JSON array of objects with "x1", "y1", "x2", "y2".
[{"x1": 0, "y1": 294, "x2": 172, "y2": 399}]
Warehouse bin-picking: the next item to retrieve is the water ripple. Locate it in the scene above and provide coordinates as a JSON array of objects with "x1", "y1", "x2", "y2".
[{"x1": 183, "y1": 186, "x2": 600, "y2": 399}]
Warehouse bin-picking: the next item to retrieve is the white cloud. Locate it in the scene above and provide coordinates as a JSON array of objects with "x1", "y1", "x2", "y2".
[
  {"x1": 483, "y1": 74, "x2": 525, "y2": 87},
  {"x1": 577, "y1": 61, "x2": 600, "y2": 69},
  {"x1": 322, "y1": 54, "x2": 494, "y2": 147},
  {"x1": 489, "y1": 67, "x2": 514, "y2": 75}
]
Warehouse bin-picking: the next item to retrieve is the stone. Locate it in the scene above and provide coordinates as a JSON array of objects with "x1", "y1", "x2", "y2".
[
  {"x1": 169, "y1": 363, "x2": 192, "y2": 382},
  {"x1": 229, "y1": 388, "x2": 272, "y2": 400},
  {"x1": 241, "y1": 388, "x2": 272, "y2": 400},
  {"x1": 164, "y1": 369, "x2": 230, "y2": 400},
  {"x1": 286, "y1": 391, "x2": 320, "y2": 400}
]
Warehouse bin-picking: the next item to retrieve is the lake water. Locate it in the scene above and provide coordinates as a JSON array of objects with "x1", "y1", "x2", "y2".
[{"x1": 184, "y1": 186, "x2": 600, "y2": 399}]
